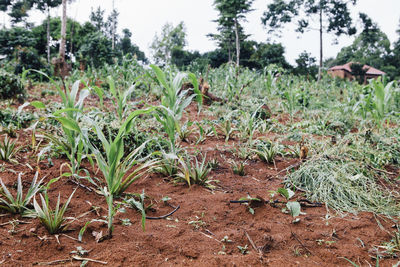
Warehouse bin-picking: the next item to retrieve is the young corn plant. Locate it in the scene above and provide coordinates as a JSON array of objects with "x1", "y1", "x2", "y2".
[
  {"x1": 240, "y1": 104, "x2": 263, "y2": 146},
  {"x1": 369, "y1": 78, "x2": 395, "y2": 127},
  {"x1": 125, "y1": 190, "x2": 147, "y2": 231},
  {"x1": 33, "y1": 189, "x2": 76, "y2": 234},
  {"x1": 0, "y1": 135, "x2": 20, "y2": 163},
  {"x1": 89, "y1": 108, "x2": 157, "y2": 197},
  {"x1": 282, "y1": 85, "x2": 300, "y2": 121},
  {"x1": 263, "y1": 65, "x2": 282, "y2": 95},
  {"x1": 194, "y1": 121, "x2": 213, "y2": 145},
  {"x1": 107, "y1": 76, "x2": 137, "y2": 121},
  {"x1": 150, "y1": 65, "x2": 200, "y2": 153},
  {"x1": 51, "y1": 112, "x2": 91, "y2": 180},
  {"x1": 30, "y1": 78, "x2": 91, "y2": 180},
  {"x1": 88, "y1": 109, "x2": 157, "y2": 238},
  {"x1": 0, "y1": 172, "x2": 43, "y2": 215}
]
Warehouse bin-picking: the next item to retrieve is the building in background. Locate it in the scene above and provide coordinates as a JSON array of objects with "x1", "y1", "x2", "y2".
[{"x1": 328, "y1": 62, "x2": 385, "y2": 84}]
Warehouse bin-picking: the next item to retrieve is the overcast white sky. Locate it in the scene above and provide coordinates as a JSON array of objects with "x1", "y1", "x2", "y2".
[{"x1": 2, "y1": 0, "x2": 400, "y2": 65}]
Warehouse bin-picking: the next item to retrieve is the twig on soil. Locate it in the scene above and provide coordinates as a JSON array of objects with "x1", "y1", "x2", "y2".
[
  {"x1": 199, "y1": 231, "x2": 221, "y2": 243},
  {"x1": 0, "y1": 220, "x2": 31, "y2": 227},
  {"x1": 72, "y1": 256, "x2": 107, "y2": 265},
  {"x1": 367, "y1": 165, "x2": 396, "y2": 176},
  {"x1": 373, "y1": 214, "x2": 391, "y2": 235},
  {"x1": 245, "y1": 231, "x2": 261, "y2": 254},
  {"x1": 145, "y1": 204, "x2": 180, "y2": 220},
  {"x1": 67, "y1": 178, "x2": 93, "y2": 192},
  {"x1": 34, "y1": 258, "x2": 71, "y2": 265},
  {"x1": 55, "y1": 234, "x2": 60, "y2": 245},
  {"x1": 270, "y1": 161, "x2": 304, "y2": 179},
  {"x1": 61, "y1": 233, "x2": 80, "y2": 242},
  {"x1": 291, "y1": 231, "x2": 313, "y2": 256}
]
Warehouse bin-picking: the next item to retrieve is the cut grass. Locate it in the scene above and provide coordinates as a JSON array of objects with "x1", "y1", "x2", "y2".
[{"x1": 286, "y1": 137, "x2": 400, "y2": 216}]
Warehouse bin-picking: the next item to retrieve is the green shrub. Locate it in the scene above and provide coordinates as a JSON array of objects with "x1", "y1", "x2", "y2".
[
  {"x1": 0, "y1": 70, "x2": 25, "y2": 100},
  {"x1": 0, "y1": 108, "x2": 36, "y2": 128}
]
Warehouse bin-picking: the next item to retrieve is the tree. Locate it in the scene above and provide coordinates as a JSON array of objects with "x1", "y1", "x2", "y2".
[
  {"x1": 150, "y1": 22, "x2": 186, "y2": 65},
  {"x1": 89, "y1": 6, "x2": 105, "y2": 32},
  {"x1": 89, "y1": 6, "x2": 119, "y2": 51},
  {"x1": 52, "y1": 0, "x2": 70, "y2": 78},
  {"x1": 117, "y1": 28, "x2": 147, "y2": 63},
  {"x1": 212, "y1": 0, "x2": 254, "y2": 66},
  {"x1": 208, "y1": 22, "x2": 248, "y2": 63},
  {"x1": 0, "y1": 0, "x2": 35, "y2": 25},
  {"x1": 249, "y1": 42, "x2": 291, "y2": 69},
  {"x1": 294, "y1": 51, "x2": 318, "y2": 78},
  {"x1": 109, "y1": 0, "x2": 117, "y2": 50},
  {"x1": 203, "y1": 49, "x2": 229, "y2": 68},
  {"x1": 171, "y1": 49, "x2": 201, "y2": 69},
  {"x1": 59, "y1": 0, "x2": 66, "y2": 59},
  {"x1": 350, "y1": 62, "x2": 366, "y2": 84},
  {"x1": 0, "y1": 26, "x2": 48, "y2": 75},
  {"x1": 262, "y1": 0, "x2": 357, "y2": 81},
  {"x1": 0, "y1": 26, "x2": 36, "y2": 56},
  {"x1": 333, "y1": 13, "x2": 392, "y2": 77},
  {"x1": 78, "y1": 31, "x2": 113, "y2": 68},
  {"x1": 34, "y1": 0, "x2": 62, "y2": 63},
  {"x1": 387, "y1": 18, "x2": 400, "y2": 79}
]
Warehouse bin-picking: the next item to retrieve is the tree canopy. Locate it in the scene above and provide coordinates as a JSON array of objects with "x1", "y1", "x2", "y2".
[
  {"x1": 211, "y1": 0, "x2": 254, "y2": 66},
  {"x1": 262, "y1": 0, "x2": 357, "y2": 80},
  {"x1": 150, "y1": 22, "x2": 186, "y2": 65}
]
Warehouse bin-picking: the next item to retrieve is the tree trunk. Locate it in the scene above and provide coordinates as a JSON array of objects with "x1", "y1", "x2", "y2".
[
  {"x1": 111, "y1": 0, "x2": 115, "y2": 50},
  {"x1": 234, "y1": 18, "x2": 240, "y2": 67},
  {"x1": 54, "y1": 0, "x2": 70, "y2": 79},
  {"x1": 59, "y1": 0, "x2": 67, "y2": 60},
  {"x1": 46, "y1": 6, "x2": 50, "y2": 63},
  {"x1": 317, "y1": 3, "x2": 323, "y2": 82}
]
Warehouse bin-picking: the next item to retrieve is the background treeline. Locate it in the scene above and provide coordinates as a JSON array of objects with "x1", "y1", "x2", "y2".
[{"x1": 0, "y1": 1, "x2": 400, "y2": 80}]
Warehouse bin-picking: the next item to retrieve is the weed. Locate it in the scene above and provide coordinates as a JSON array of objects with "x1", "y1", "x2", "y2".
[
  {"x1": 0, "y1": 172, "x2": 43, "y2": 215},
  {"x1": 254, "y1": 140, "x2": 277, "y2": 166},
  {"x1": 0, "y1": 135, "x2": 20, "y2": 163},
  {"x1": 207, "y1": 158, "x2": 220, "y2": 170},
  {"x1": 216, "y1": 119, "x2": 235, "y2": 143},
  {"x1": 287, "y1": 137, "x2": 400, "y2": 216},
  {"x1": 155, "y1": 152, "x2": 179, "y2": 177},
  {"x1": 221, "y1": 235, "x2": 233, "y2": 243},
  {"x1": 177, "y1": 153, "x2": 212, "y2": 187},
  {"x1": 179, "y1": 121, "x2": 194, "y2": 142},
  {"x1": 237, "y1": 244, "x2": 249, "y2": 255},
  {"x1": 231, "y1": 160, "x2": 247, "y2": 176},
  {"x1": 125, "y1": 190, "x2": 147, "y2": 231},
  {"x1": 33, "y1": 189, "x2": 76, "y2": 234}
]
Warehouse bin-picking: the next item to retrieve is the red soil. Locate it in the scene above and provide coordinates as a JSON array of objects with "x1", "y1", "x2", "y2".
[{"x1": 0, "y1": 92, "x2": 399, "y2": 266}]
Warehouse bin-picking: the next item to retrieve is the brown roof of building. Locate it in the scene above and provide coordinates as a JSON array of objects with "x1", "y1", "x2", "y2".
[{"x1": 328, "y1": 62, "x2": 385, "y2": 76}]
